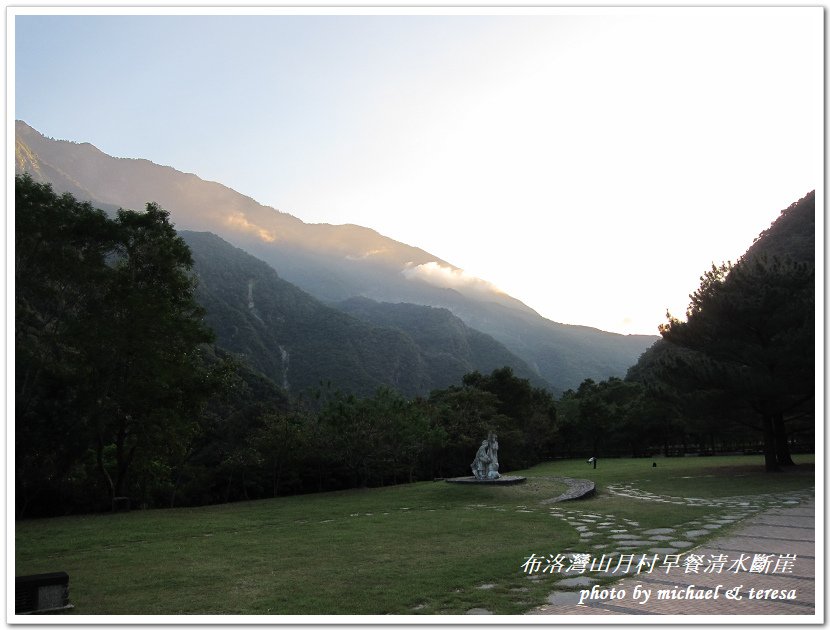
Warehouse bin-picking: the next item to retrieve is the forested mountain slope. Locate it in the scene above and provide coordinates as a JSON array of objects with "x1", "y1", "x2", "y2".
[
  {"x1": 742, "y1": 190, "x2": 815, "y2": 264},
  {"x1": 336, "y1": 296, "x2": 550, "y2": 391},
  {"x1": 184, "y1": 231, "x2": 548, "y2": 397},
  {"x1": 17, "y1": 120, "x2": 657, "y2": 390}
]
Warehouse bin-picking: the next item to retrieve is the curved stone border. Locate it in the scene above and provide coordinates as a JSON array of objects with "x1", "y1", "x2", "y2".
[
  {"x1": 540, "y1": 477, "x2": 596, "y2": 503},
  {"x1": 445, "y1": 475, "x2": 527, "y2": 485}
]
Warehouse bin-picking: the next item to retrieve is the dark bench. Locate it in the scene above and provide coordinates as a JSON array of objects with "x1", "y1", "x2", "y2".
[{"x1": 15, "y1": 572, "x2": 72, "y2": 614}]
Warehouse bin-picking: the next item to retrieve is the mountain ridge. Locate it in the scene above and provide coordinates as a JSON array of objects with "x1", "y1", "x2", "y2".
[{"x1": 15, "y1": 120, "x2": 658, "y2": 391}]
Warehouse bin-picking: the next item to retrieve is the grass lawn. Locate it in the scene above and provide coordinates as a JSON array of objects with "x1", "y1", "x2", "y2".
[{"x1": 15, "y1": 454, "x2": 814, "y2": 616}]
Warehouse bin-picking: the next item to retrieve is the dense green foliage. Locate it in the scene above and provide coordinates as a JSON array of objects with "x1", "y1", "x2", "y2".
[
  {"x1": 555, "y1": 378, "x2": 663, "y2": 458},
  {"x1": 658, "y1": 257, "x2": 814, "y2": 470},
  {"x1": 180, "y1": 367, "x2": 557, "y2": 503},
  {"x1": 16, "y1": 175, "x2": 219, "y2": 515},
  {"x1": 619, "y1": 192, "x2": 815, "y2": 465},
  {"x1": 744, "y1": 191, "x2": 815, "y2": 264}
]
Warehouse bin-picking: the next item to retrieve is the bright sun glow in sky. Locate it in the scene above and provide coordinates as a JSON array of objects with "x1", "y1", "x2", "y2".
[{"x1": 12, "y1": 8, "x2": 823, "y2": 335}]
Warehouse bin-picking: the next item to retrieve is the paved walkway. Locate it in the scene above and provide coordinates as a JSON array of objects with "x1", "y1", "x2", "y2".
[{"x1": 531, "y1": 499, "x2": 816, "y2": 617}]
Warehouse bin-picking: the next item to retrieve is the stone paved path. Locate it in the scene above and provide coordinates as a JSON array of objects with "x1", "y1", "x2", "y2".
[{"x1": 530, "y1": 499, "x2": 816, "y2": 617}]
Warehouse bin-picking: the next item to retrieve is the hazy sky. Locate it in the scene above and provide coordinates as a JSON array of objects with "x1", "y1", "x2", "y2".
[{"x1": 13, "y1": 8, "x2": 822, "y2": 335}]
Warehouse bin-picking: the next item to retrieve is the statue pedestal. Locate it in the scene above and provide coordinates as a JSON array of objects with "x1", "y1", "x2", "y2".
[{"x1": 445, "y1": 475, "x2": 526, "y2": 485}]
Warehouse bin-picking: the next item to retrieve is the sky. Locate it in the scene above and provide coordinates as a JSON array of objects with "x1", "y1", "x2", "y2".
[{"x1": 12, "y1": 8, "x2": 823, "y2": 335}]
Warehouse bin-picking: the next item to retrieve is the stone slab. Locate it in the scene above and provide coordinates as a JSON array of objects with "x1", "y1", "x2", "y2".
[
  {"x1": 648, "y1": 546, "x2": 679, "y2": 555},
  {"x1": 540, "y1": 478, "x2": 597, "y2": 503},
  {"x1": 546, "y1": 591, "x2": 582, "y2": 605}
]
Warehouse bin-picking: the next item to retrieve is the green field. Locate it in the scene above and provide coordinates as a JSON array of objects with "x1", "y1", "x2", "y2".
[{"x1": 15, "y1": 454, "x2": 814, "y2": 616}]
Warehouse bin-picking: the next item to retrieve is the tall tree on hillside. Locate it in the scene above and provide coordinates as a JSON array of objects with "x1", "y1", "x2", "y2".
[
  {"x1": 660, "y1": 254, "x2": 814, "y2": 471},
  {"x1": 89, "y1": 203, "x2": 216, "y2": 505}
]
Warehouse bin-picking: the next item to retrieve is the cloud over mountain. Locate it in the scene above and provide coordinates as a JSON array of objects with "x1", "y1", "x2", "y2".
[{"x1": 402, "y1": 261, "x2": 502, "y2": 294}]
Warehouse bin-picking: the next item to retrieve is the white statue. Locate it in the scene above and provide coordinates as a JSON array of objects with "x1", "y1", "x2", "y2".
[
  {"x1": 486, "y1": 433, "x2": 500, "y2": 479},
  {"x1": 471, "y1": 433, "x2": 500, "y2": 480},
  {"x1": 471, "y1": 440, "x2": 490, "y2": 479}
]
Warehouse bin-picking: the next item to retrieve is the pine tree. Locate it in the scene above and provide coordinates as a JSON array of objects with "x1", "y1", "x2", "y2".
[{"x1": 660, "y1": 254, "x2": 814, "y2": 471}]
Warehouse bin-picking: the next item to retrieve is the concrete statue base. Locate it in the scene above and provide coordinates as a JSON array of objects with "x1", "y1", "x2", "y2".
[{"x1": 445, "y1": 475, "x2": 527, "y2": 485}]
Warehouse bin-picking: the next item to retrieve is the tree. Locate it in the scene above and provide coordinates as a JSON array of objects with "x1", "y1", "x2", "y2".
[
  {"x1": 461, "y1": 367, "x2": 557, "y2": 467},
  {"x1": 251, "y1": 410, "x2": 308, "y2": 497},
  {"x1": 318, "y1": 391, "x2": 386, "y2": 488},
  {"x1": 16, "y1": 175, "x2": 118, "y2": 514},
  {"x1": 660, "y1": 255, "x2": 814, "y2": 471},
  {"x1": 427, "y1": 384, "x2": 508, "y2": 477},
  {"x1": 88, "y1": 203, "x2": 216, "y2": 506},
  {"x1": 15, "y1": 175, "x2": 217, "y2": 512}
]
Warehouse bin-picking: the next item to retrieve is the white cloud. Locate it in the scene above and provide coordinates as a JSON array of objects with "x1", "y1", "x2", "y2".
[{"x1": 402, "y1": 261, "x2": 502, "y2": 295}]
